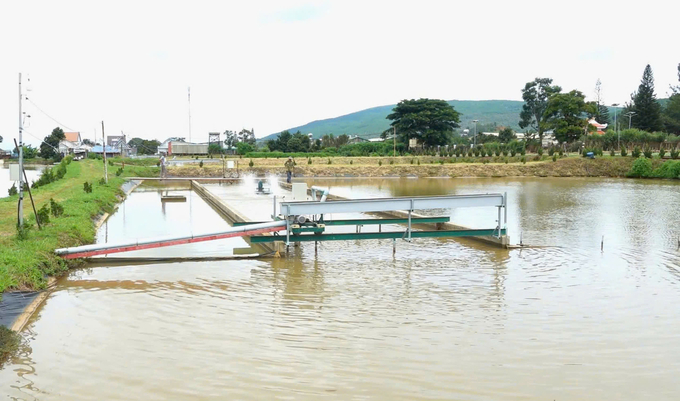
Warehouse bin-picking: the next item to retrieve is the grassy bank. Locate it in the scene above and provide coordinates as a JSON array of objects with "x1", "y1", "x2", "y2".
[
  {"x1": 0, "y1": 160, "x2": 157, "y2": 294},
  {"x1": 168, "y1": 156, "x2": 640, "y2": 178}
]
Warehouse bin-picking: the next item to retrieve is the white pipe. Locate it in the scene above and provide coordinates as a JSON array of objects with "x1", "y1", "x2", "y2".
[
  {"x1": 311, "y1": 186, "x2": 329, "y2": 202},
  {"x1": 55, "y1": 220, "x2": 286, "y2": 256}
]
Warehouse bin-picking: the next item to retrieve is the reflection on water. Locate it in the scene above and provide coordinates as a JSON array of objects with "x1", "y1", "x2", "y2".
[{"x1": 2, "y1": 178, "x2": 680, "y2": 400}]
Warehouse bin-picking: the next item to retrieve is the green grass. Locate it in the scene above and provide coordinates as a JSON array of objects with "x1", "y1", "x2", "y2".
[
  {"x1": 0, "y1": 160, "x2": 157, "y2": 294},
  {"x1": 0, "y1": 326, "x2": 20, "y2": 366}
]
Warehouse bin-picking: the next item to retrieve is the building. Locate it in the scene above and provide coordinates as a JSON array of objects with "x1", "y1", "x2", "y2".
[
  {"x1": 348, "y1": 135, "x2": 368, "y2": 144},
  {"x1": 106, "y1": 135, "x2": 134, "y2": 157},
  {"x1": 158, "y1": 137, "x2": 208, "y2": 155},
  {"x1": 588, "y1": 118, "x2": 608, "y2": 135},
  {"x1": 64, "y1": 132, "x2": 82, "y2": 143},
  {"x1": 58, "y1": 132, "x2": 91, "y2": 157},
  {"x1": 91, "y1": 145, "x2": 121, "y2": 158}
]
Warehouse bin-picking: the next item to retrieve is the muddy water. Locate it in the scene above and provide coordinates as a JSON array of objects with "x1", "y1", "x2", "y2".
[
  {"x1": 2, "y1": 177, "x2": 680, "y2": 400},
  {"x1": 0, "y1": 164, "x2": 44, "y2": 198}
]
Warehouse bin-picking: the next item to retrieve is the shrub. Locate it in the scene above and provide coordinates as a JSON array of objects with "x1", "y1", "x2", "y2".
[
  {"x1": 417, "y1": 159, "x2": 420, "y2": 165},
  {"x1": 610, "y1": 149, "x2": 616, "y2": 157},
  {"x1": 8, "y1": 183, "x2": 17, "y2": 197},
  {"x1": 248, "y1": 159, "x2": 254, "y2": 167},
  {"x1": 350, "y1": 160, "x2": 353, "y2": 165},
  {"x1": 620, "y1": 147, "x2": 628, "y2": 157},
  {"x1": 16, "y1": 221, "x2": 33, "y2": 240},
  {"x1": 378, "y1": 160, "x2": 382, "y2": 166},
  {"x1": 108, "y1": 160, "x2": 113, "y2": 166},
  {"x1": 548, "y1": 147, "x2": 555, "y2": 156},
  {"x1": 537, "y1": 147, "x2": 544, "y2": 156},
  {"x1": 659, "y1": 148, "x2": 666, "y2": 158},
  {"x1": 37, "y1": 204, "x2": 50, "y2": 225},
  {"x1": 502, "y1": 149, "x2": 508, "y2": 156},
  {"x1": 552, "y1": 154, "x2": 557, "y2": 162},
  {"x1": 307, "y1": 157, "x2": 312, "y2": 165},
  {"x1": 643, "y1": 146, "x2": 653, "y2": 158},
  {"x1": 199, "y1": 160, "x2": 204, "y2": 168},
  {"x1": 438, "y1": 159, "x2": 444, "y2": 165},
  {"x1": 327, "y1": 158, "x2": 332, "y2": 165},
  {"x1": 627, "y1": 157, "x2": 653, "y2": 178},
  {"x1": 83, "y1": 182, "x2": 93, "y2": 193},
  {"x1": 632, "y1": 146, "x2": 641, "y2": 158},
  {"x1": 98, "y1": 178, "x2": 106, "y2": 185},
  {"x1": 156, "y1": 160, "x2": 161, "y2": 167},
  {"x1": 651, "y1": 160, "x2": 680, "y2": 179},
  {"x1": 49, "y1": 198, "x2": 64, "y2": 217},
  {"x1": 390, "y1": 159, "x2": 394, "y2": 165},
  {"x1": 115, "y1": 167, "x2": 124, "y2": 176},
  {"x1": 521, "y1": 156, "x2": 526, "y2": 164},
  {"x1": 510, "y1": 149, "x2": 516, "y2": 157},
  {"x1": 410, "y1": 158, "x2": 414, "y2": 164},
  {"x1": 559, "y1": 149, "x2": 564, "y2": 157},
  {"x1": 520, "y1": 148, "x2": 526, "y2": 156},
  {"x1": 671, "y1": 148, "x2": 679, "y2": 159}
]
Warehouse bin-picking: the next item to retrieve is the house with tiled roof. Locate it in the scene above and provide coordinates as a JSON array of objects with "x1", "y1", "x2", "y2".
[{"x1": 64, "y1": 132, "x2": 81, "y2": 143}]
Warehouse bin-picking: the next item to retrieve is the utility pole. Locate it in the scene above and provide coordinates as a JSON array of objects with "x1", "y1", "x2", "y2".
[
  {"x1": 625, "y1": 111, "x2": 636, "y2": 129},
  {"x1": 102, "y1": 121, "x2": 108, "y2": 183},
  {"x1": 188, "y1": 87, "x2": 192, "y2": 143},
  {"x1": 612, "y1": 103, "x2": 619, "y2": 150},
  {"x1": 18, "y1": 73, "x2": 24, "y2": 227},
  {"x1": 393, "y1": 126, "x2": 396, "y2": 157},
  {"x1": 472, "y1": 119, "x2": 479, "y2": 147}
]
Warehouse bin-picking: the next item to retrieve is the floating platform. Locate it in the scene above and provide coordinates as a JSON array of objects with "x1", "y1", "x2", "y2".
[{"x1": 161, "y1": 195, "x2": 187, "y2": 202}]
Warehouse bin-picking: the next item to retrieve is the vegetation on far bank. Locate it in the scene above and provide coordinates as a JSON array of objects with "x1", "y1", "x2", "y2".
[{"x1": 0, "y1": 159, "x2": 157, "y2": 294}]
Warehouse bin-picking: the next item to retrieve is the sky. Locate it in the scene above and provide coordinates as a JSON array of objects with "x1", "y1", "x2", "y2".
[{"x1": 1, "y1": 0, "x2": 678, "y2": 148}]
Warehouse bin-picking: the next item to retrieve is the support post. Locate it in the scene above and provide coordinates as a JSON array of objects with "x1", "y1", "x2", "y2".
[
  {"x1": 407, "y1": 199, "x2": 413, "y2": 242},
  {"x1": 14, "y1": 139, "x2": 40, "y2": 230},
  {"x1": 102, "y1": 121, "x2": 108, "y2": 184},
  {"x1": 392, "y1": 238, "x2": 396, "y2": 256},
  {"x1": 497, "y1": 206, "x2": 502, "y2": 238}
]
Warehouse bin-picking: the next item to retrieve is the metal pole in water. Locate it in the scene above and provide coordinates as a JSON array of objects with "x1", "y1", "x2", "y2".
[{"x1": 392, "y1": 238, "x2": 396, "y2": 256}]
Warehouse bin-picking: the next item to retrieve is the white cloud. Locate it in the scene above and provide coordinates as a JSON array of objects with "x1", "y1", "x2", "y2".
[{"x1": 1, "y1": 0, "x2": 678, "y2": 147}]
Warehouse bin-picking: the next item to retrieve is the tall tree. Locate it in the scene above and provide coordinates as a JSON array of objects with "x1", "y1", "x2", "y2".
[
  {"x1": 630, "y1": 64, "x2": 663, "y2": 132},
  {"x1": 593, "y1": 79, "x2": 610, "y2": 125},
  {"x1": 663, "y1": 63, "x2": 680, "y2": 134},
  {"x1": 0, "y1": 135, "x2": 3, "y2": 144},
  {"x1": 519, "y1": 78, "x2": 562, "y2": 142},
  {"x1": 544, "y1": 90, "x2": 596, "y2": 144},
  {"x1": 498, "y1": 127, "x2": 516, "y2": 143},
  {"x1": 386, "y1": 98, "x2": 460, "y2": 147},
  {"x1": 39, "y1": 127, "x2": 65, "y2": 159},
  {"x1": 82, "y1": 138, "x2": 94, "y2": 146},
  {"x1": 223, "y1": 130, "x2": 238, "y2": 150}
]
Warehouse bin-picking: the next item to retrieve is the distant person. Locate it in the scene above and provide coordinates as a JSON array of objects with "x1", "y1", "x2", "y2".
[
  {"x1": 284, "y1": 156, "x2": 294, "y2": 183},
  {"x1": 257, "y1": 179, "x2": 264, "y2": 192},
  {"x1": 159, "y1": 154, "x2": 167, "y2": 178}
]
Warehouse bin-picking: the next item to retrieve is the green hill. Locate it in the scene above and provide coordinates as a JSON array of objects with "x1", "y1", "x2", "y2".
[
  {"x1": 262, "y1": 100, "x2": 526, "y2": 141},
  {"x1": 262, "y1": 99, "x2": 670, "y2": 142}
]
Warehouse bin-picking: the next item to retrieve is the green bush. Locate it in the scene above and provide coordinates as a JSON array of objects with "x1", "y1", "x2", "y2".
[
  {"x1": 350, "y1": 160, "x2": 353, "y2": 165},
  {"x1": 671, "y1": 148, "x2": 679, "y2": 159},
  {"x1": 199, "y1": 160, "x2": 204, "y2": 168},
  {"x1": 37, "y1": 204, "x2": 50, "y2": 225},
  {"x1": 98, "y1": 178, "x2": 106, "y2": 186},
  {"x1": 610, "y1": 149, "x2": 616, "y2": 157},
  {"x1": 378, "y1": 160, "x2": 382, "y2": 166},
  {"x1": 390, "y1": 159, "x2": 394, "y2": 165},
  {"x1": 643, "y1": 146, "x2": 653, "y2": 158},
  {"x1": 627, "y1": 157, "x2": 653, "y2": 178},
  {"x1": 8, "y1": 183, "x2": 17, "y2": 197},
  {"x1": 83, "y1": 182, "x2": 93, "y2": 193},
  {"x1": 327, "y1": 158, "x2": 332, "y2": 165},
  {"x1": 651, "y1": 160, "x2": 680, "y2": 179},
  {"x1": 520, "y1": 148, "x2": 526, "y2": 156},
  {"x1": 49, "y1": 198, "x2": 64, "y2": 217},
  {"x1": 16, "y1": 221, "x2": 34, "y2": 240},
  {"x1": 417, "y1": 159, "x2": 420, "y2": 165},
  {"x1": 115, "y1": 167, "x2": 124, "y2": 176},
  {"x1": 548, "y1": 147, "x2": 555, "y2": 156},
  {"x1": 552, "y1": 154, "x2": 557, "y2": 162},
  {"x1": 307, "y1": 157, "x2": 312, "y2": 165},
  {"x1": 248, "y1": 159, "x2": 254, "y2": 167},
  {"x1": 108, "y1": 160, "x2": 113, "y2": 166},
  {"x1": 620, "y1": 147, "x2": 628, "y2": 157},
  {"x1": 537, "y1": 147, "x2": 544, "y2": 156},
  {"x1": 521, "y1": 156, "x2": 526, "y2": 164},
  {"x1": 659, "y1": 148, "x2": 666, "y2": 158},
  {"x1": 632, "y1": 146, "x2": 641, "y2": 158}
]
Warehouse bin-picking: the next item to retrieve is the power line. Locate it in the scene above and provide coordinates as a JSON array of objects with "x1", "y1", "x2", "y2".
[{"x1": 26, "y1": 98, "x2": 77, "y2": 132}]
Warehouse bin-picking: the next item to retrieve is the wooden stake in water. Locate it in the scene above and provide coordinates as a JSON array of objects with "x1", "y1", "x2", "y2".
[
  {"x1": 392, "y1": 238, "x2": 396, "y2": 256},
  {"x1": 601, "y1": 235, "x2": 604, "y2": 252}
]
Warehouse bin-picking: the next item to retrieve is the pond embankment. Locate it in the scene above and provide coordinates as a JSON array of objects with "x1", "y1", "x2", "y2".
[
  {"x1": 168, "y1": 156, "x2": 641, "y2": 179},
  {"x1": 0, "y1": 160, "x2": 155, "y2": 295}
]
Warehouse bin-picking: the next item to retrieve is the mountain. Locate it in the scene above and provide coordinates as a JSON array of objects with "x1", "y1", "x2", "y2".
[
  {"x1": 261, "y1": 99, "x2": 670, "y2": 142},
  {"x1": 261, "y1": 100, "x2": 526, "y2": 141}
]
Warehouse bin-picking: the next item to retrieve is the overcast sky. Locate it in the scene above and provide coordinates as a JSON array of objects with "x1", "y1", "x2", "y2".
[{"x1": 1, "y1": 0, "x2": 678, "y2": 148}]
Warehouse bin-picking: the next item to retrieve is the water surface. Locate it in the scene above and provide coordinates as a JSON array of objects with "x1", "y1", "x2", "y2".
[{"x1": 2, "y1": 177, "x2": 679, "y2": 400}]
